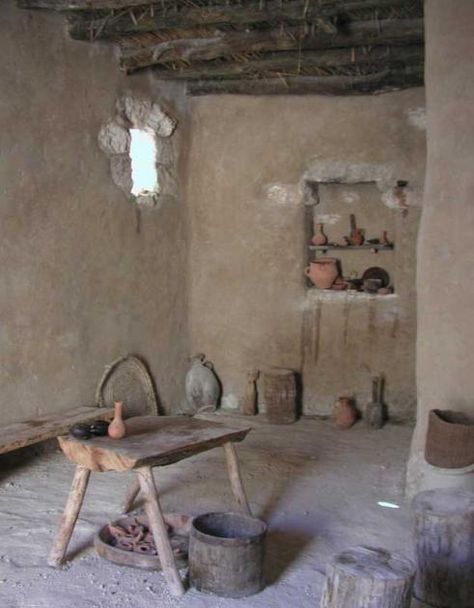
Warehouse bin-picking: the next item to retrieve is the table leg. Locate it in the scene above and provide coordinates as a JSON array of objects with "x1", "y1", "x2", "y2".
[
  {"x1": 48, "y1": 465, "x2": 90, "y2": 567},
  {"x1": 122, "y1": 477, "x2": 140, "y2": 513},
  {"x1": 223, "y1": 442, "x2": 252, "y2": 516},
  {"x1": 136, "y1": 466, "x2": 185, "y2": 597}
]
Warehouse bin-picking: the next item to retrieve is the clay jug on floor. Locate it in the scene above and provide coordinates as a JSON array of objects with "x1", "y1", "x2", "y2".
[
  {"x1": 304, "y1": 258, "x2": 338, "y2": 289},
  {"x1": 333, "y1": 397, "x2": 357, "y2": 429},
  {"x1": 311, "y1": 223, "x2": 328, "y2": 246},
  {"x1": 185, "y1": 354, "x2": 221, "y2": 412},
  {"x1": 108, "y1": 401, "x2": 126, "y2": 439}
]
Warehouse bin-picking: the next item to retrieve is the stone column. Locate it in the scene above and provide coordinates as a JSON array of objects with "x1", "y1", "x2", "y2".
[{"x1": 407, "y1": 0, "x2": 474, "y2": 495}]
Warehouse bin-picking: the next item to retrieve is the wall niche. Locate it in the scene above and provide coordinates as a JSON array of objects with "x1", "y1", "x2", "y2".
[
  {"x1": 305, "y1": 181, "x2": 398, "y2": 296},
  {"x1": 301, "y1": 176, "x2": 419, "y2": 419}
]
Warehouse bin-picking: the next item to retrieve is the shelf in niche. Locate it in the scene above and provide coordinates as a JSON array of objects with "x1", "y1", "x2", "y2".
[
  {"x1": 309, "y1": 244, "x2": 394, "y2": 252},
  {"x1": 306, "y1": 288, "x2": 399, "y2": 301}
]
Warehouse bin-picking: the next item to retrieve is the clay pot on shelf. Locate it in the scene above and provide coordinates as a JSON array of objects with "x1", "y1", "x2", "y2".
[
  {"x1": 305, "y1": 258, "x2": 338, "y2": 289},
  {"x1": 350, "y1": 228, "x2": 365, "y2": 247},
  {"x1": 108, "y1": 401, "x2": 127, "y2": 439},
  {"x1": 311, "y1": 223, "x2": 328, "y2": 246},
  {"x1": 333, "y1": 397, "x2": 357, "y2": 429},
  {"x1": 381, "y1": 231, "x2": 390, "y2": 246},
  {"x1": 349, "y1": 214, "x2": 365, "y2": 246},
  {"x1": 331, "y1": 276, "x2": 348, "y2": 291}
]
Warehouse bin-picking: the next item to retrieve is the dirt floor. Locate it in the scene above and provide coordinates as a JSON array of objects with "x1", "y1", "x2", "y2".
[{"x1": 0, "y1": 413, "x2": 421, "y2": 608}]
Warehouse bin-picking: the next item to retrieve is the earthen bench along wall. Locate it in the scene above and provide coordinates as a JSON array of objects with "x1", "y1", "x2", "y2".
[
  {"x1": 185, "y1": 91, "x2": 426, "y2": 419},
  {"x1": 0, "y1": 1, "x2": 190, "y2": 424},
  {"x1": 407, "y1": 0, "x2": 474, "y2": 494}
]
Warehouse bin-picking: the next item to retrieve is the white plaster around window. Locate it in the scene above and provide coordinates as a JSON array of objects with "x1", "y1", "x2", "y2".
[{"x1": 98, "y1": 96, "x2": 177, "y2": 208}]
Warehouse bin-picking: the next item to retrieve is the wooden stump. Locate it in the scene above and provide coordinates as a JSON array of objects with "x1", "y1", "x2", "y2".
[
  {"x1": 262, "y1": 368, "x2": 297, "y2": 424},
  {"x1": 412, "y1": 488, "x2": 474, "y2": 608},
  {"x1": 319, "y1": 546, "x2": 415, "y2": 608}
]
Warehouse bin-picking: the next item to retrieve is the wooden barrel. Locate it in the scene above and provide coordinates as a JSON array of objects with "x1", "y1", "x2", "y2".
[
  {"x1": 263, "y1": 368, "x2": 297, "y2": 424},
  {"x1": 189, "y1": 512, "x2": 267, "y2": 598},
  {"x1": 320, "y1": 546, "x2": 415, "y2": 608},
  {"x1": 412, "y1": 488, "x2": 474, "y2": 607}
]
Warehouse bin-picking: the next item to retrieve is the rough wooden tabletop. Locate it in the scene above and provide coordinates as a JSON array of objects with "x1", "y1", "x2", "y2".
[
  {"x1": 0, "y1": 406, "x2": 114, "y2": 455},
  {"x1": 58, "y1": 416, "x2": 251, "y2": 472}
]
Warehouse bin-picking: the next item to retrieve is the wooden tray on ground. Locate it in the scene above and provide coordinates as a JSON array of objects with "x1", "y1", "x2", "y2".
[{"x1": 95, "y1": 512, "x2": 191, "y2": 570}]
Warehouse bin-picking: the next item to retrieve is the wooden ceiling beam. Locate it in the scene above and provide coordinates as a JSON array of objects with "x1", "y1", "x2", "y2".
[
  {"x1": 67, "y1": 0, "x2": 419, "y2": 41},
  {"x1": 17, "y1": 0, "x2": 422, "y2": 12},
  {"x1": 149, "y1": 44, "x2": 423, "y2": 80},
  {"x1": 119, "y1": 18, "x2": 424, "y2": 73},
  {"x1": 186, "y1": 64, "x2": 423, "y2": 95},
  {"x1": 17, "y1": 0, "x2": 166, "y2": 9}
]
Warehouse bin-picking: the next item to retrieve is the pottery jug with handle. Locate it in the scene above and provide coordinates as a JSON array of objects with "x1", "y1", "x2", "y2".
[
  {"x1": 304, "y1": 258, "x2": 338, "y2": 289},
  {"x1": 333, "y1": 397, "x2": 357, "y2": 429},
  {"x1": 108, "y1": 401, "x2": 127, "y2": 439},
  {"x1": 185, "y1": 354, "x2": 221, "y2": 413}
]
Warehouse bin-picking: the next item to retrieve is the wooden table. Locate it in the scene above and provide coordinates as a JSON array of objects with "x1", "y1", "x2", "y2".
[{"x1": 49, "y1": 416, "x2": 252, "y2": 597}]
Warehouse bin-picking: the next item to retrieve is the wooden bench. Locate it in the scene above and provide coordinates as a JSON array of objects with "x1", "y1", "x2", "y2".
[{"x1": 0, "y1": 406, "x2": 114, "y2": 455}]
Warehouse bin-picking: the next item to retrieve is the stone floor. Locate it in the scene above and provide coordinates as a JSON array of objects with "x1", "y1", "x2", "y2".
[{"x1": 0, "y1": 413, "x2": 419, "y2": 608}]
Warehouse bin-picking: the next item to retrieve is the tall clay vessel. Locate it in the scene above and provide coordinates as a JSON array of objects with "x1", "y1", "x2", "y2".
[
  {"x1": 365, "y1": 376, "x2": 384, "y2": 429},
  {"x1": 185, "y1": 353, "x2": 221, "y2": 412},
  {"x1": 349, "y1": 213, "x2": 364, "y2": 246},
  {"x1": 242, "y1": 370, "x2": 259, "y2": 416},
  {"x1": 108, "y1": 401, "x2": 126, "y2": 439}
]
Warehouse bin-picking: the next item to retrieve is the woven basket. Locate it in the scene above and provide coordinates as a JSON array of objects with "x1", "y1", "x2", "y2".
[
  {"x1": 262, "y1": 368, "x2": 297, "y2": 424},
  {"x1": 425, "y1": 409, "x2": 474, "y2": 469},
  {"x1": 96, "y1": 355, "x2": 159, "y2": 419}
]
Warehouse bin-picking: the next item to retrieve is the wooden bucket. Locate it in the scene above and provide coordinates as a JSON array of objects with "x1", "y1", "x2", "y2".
[
  {"x1": 189, "y1": 512, "x2": 267, "y2": 598},
  {"x1": 263, "y1": 368, "x2": 297, "y2": 424}
]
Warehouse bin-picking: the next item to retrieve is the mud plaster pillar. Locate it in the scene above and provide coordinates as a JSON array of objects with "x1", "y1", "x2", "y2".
[{"x1": 406, "y1": 0, "x2": 474, "y2": 495}]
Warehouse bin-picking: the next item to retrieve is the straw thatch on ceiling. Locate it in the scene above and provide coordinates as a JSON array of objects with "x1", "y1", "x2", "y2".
[{"x1": 17, "y1": 0, "x2": 424, "y2": 95}]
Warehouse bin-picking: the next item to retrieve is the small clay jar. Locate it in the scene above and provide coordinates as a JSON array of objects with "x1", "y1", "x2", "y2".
[
  {"x1": 304, "y1": 258, "x2": 338, "y2": 289},
  {"x1": 333, "y1": 397, "x2": 357, "y2": 429},
  {"x1": 311, "y1": 223, "x2": 328, "y2": 246},
  {"x1": 108, "y1": 401, "x2": 126, "y2": 439}
]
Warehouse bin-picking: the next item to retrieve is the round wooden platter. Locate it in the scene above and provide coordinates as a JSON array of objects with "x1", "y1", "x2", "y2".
[{"x1": 95, "y1": 512, "x2": 191, "y2": 571}]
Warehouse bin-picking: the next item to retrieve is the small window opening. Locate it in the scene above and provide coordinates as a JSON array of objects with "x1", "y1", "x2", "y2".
[{"x1": 129, "y1": 128, "x2": 158, "y2": 196}]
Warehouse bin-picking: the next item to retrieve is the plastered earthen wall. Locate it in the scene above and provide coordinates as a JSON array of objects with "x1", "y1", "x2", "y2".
[
  {"x1": 407, "y1": 0, "x2": 474, "y2": 492},
  {"x1": 0, "y1": 1, "x2": 189, "y2": 424},
  {"x1": 185, "y1": 91, "x2": 426, "y2": 418}
]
